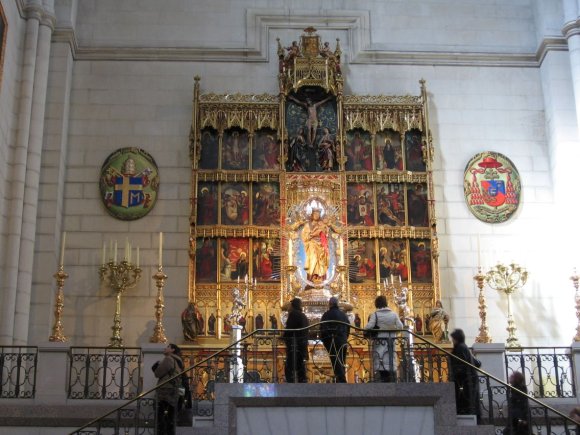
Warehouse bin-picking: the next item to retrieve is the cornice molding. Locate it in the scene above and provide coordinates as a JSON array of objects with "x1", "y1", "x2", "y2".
[
  {"x1": 49, "y1": 8, "x2": 568, "y2": 68},
  {"x1": 16, "y1": 0, "x2": 56, "y2": 30},
  {"x1": 562, "y1": 18, "x2": 580, "y2": 39}
]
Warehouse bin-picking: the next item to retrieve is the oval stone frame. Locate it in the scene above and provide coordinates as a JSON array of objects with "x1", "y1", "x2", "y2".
[
  {"x1": 463, "y1": 151, "x2": 521, "y2": 224},
  {"x1": 99, "y1": 147, "x2": 160, "y2": 221}
]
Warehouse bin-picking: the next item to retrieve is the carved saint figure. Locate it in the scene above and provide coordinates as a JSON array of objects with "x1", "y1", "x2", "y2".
[
  {"x1": 181, "y1": 302, "x2": 204, "y2": 341},
  {"x1": 428, "y1": 300, "x2": 450, "y2": 342},
  {"x1": 301, "y1": 208, "x2": 330, "y2": 283}
]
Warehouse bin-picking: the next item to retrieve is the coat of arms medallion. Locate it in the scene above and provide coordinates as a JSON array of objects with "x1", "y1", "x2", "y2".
[
  {"x1": 99, "y1": 147, "x2": 159, "y2": 220},
  {"x1": 463, "y1": 151, "x2": 521, "y2": 223}
]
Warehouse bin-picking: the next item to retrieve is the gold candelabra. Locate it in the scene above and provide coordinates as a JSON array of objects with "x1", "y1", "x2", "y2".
[
  {"x1": 571, "y1": 269, "x2": 580, "y2": 342},
  {"x1": 49, "y1": 266, "x2": 69, "y2": 342},
  {"x1": 150, "y1": 266, "x2": 168, "y2": 343},
  {"x1": 474, "y1": 267, "x2": 492, "y2": 343},
  {"x1": 99, "y1": 260, "x2": 142, "y2": 347},
  {"x1": 485, "y1": 262, "x2": 528, "y2": 348}
]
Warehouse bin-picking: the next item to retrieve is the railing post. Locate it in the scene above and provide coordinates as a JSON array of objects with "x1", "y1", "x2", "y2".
[
  {"x1": 36, "y1": 343, "x2": 69, "y2": 404},
  {"x1": 230, "y1": 325, "x2": 244, "y2": 383},
  {"x1": 472, "y1": 342, "x2": 506, "y2": 382},
  {"x1": 140, "y1": 343, "x2": 166, "y2": 392},
  {"x1": 570, "y1": 342, "x2": 580, "y2": 399}
]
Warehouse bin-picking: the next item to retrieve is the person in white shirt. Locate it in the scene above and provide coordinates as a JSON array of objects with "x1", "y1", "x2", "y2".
[{"x1": 365, "y1": 295, "x2": 403, "y2": 382}]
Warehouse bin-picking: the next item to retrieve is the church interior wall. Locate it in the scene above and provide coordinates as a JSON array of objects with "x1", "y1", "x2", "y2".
[{"x1": 0, "y1": 0, "x2": 574, "y2": 348}]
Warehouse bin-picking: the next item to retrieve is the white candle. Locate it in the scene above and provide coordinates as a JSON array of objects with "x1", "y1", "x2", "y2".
[
  {"x1": 399, "y1": 275, "x2": 402, "y2": 284},
  {"x1": 391, "y1": 275, "x2": 394, "y2": 285},
  {"x1": 59, "y1": 232, "x2": 66, "y2": 266},
  {"x1": 136, "y1": 247, "x2": 140, "y2": 268},
  {"x1": 109, "y1": 239, "x2": 113, "y2": 261},
  {"x1": 477, "y1": 234, "x2": 481, "y2": 267},
  {"x1": 245, "y1": 274, "x2": 248, "y2": 284},
  {"x1": 125, "y1": 238, "x2": 129, "y2": 261},
  {"x1": 102, "y1": 241, "x2": 106, "y2": 265},
  {"x1": 128, "y1": 241, "x2": 132, "y2": 263},
  {"x1": 114, "y1": 240, "x2": 118, "y2": 264},
  {"x1": 288, "y1": 238, "x2": 293, "y2": 266},
  {"x1": 158, "y1": 232, "x2": 163, "y2": 267}
]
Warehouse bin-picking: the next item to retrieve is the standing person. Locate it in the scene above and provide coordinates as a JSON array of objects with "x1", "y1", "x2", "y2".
[
  {"x1": 449, "y1": 329, "x2": 482, "y2": 420},
  {"x1": 365, "y1": 295, "x2": 403, "y2": 382},
  {"x1": 283, "y1": 298, "x2": 310, "y2": 383},
  {"x1": 503, "y1": 371, "x2": 530, "y2": 435},
  {"x1": 320, "y1": 297, "x2": 350, "y2": 383},
  {"x1": 152, "y1": 343, "x2": 183, "y2": 435}
]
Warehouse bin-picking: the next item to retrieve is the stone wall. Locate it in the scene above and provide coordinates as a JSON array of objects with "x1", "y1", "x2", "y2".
[{"x1": 0, "y1": 0, "x2": 572, "y2": 347}]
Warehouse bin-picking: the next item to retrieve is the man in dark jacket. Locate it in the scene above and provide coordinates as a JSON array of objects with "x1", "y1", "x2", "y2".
[
  {"x1": 152, "y1": 343, "x2": 183, "y2": 435},
  {"x1": 320, "y1": 297, "x2": 350, "y2": 383},
  {"x1": 283, "y1": 297, "x2": 309, "y2": 383}
]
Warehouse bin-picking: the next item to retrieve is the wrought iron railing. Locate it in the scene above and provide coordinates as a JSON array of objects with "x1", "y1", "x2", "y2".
[
  {"x1": 0, "y1": 346, "x2": 38, "y2": 398},
  {"x1": 505, "y1": 347, "x2": 576, "y2": 399},
  {"x1": 70, "y1": 324, "x2": 579, "y2": 435},
  {"x1": 68, "y1": 347, "x2": 143, "y2": 400}
]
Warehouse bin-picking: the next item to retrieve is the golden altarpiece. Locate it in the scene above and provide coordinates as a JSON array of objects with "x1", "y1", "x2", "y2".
[{"x1": 188, "y1": 28, "x2": 440, "y2": 346}]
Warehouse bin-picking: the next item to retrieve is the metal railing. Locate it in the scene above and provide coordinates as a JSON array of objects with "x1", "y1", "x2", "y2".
[
  {"x1": 70, "y1": 324, "x2": 579, "y2": 435},
  {"x1": 505, "y1": 347, "x2": 576, "y2": 399},
  {"x1": 0, "y1": 346, "x2": 38, "y2": 398},
  {"x1": 68, "y1": 347, "x2": 143, "y2": 400}
]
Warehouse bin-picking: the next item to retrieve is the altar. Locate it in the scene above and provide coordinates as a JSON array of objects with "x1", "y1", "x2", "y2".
[{"x1": 188, "y1": 27, "x2": 440, "y2": 342}]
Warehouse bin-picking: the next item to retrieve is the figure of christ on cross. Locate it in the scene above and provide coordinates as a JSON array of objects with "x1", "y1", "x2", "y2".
[{"x1": 288, "y1": 94, "x2": 333, "y2": 147}]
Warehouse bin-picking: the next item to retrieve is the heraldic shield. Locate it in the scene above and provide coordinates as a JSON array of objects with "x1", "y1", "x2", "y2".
[
  {"x1": 99, "y1": 147, "x2": 160, "y2": 220},
  {"x1": 463, "y1": 151, "x2": 521, "y2": 223}
]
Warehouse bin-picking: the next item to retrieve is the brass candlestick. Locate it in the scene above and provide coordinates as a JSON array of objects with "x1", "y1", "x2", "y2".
[
  {"x1": 571, "y1": 269, "x2": 580, "y2": 342},
  {"x1": 150, "y1": 267, "x2": 168, "y2": 343},
  {"x1": 474, "y1": 267, "x2": 492, "y2": 343},
  {"x1": 485, "y1": 262, "x2": 528, "y2": 348},
  {"x1": 99, "y1": 260, "x2": 142, "y2": 347},
  {"x1": 49, "y1": 266, "x2": 69, "y2": 342}
]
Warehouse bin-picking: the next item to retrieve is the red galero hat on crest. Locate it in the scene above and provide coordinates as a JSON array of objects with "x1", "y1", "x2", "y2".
[{"x1": 477, "y1": 156, "x2": 502, "y2": 169}]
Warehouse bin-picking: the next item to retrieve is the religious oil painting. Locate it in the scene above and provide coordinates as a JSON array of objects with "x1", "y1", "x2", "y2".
[
  {"x1": 410, "y1": 240, "x2": 432, "y2": 283},
  {"x1": 376, "y1": 129, "x2": 403, "y2": 171},
  {"x1": 404, "y1": 129, "x2": 426, "y2": 172},
  {"x1": 463, "y1": 151, "x2": 521, "y2": 224},
  {"x1": 252, "y1": 183, "x2": 280, "y2": 227},
  {"x1": 253, "y1": 129, "x2": 279, "y2": 170},
  {"x1": 379, "y1": 239, "x2": 408, "y2": 283},
  {"x1": 221, "y1": 183, "x2": 249, "y2": 225},
  {"x1": 222, "y1": 128, "x2": 249, "y2": 170},
  {"x1": 99, "y1": 147, "x2": 159, "y2": 221},
  {"x1": 346, "y1": 183, "x2": 375, "y2": 226},
  {"x1": 377, "y1": 183, "x2": 405, "y2": 226},
  {"x1": 285, "y1": 86, "x2": 337, "y2": 172},
  {"x1": 219, "y1": 238, "x2": 249, "y2": 282},
  {"x1": 253, "y1": 238, "x2": 281, "y2": 282},
  {"x1": 196, "y1": 238, "x2": 217, "y2": 283},
  {"x1": 407, "y1": 183, "x2": 429, "y2": 227},
  {"x1": 199, "y1": 128, "x2": 219, "y2": 170},
  {"x1": 196, "y1": 182, "x2": 218, "y2": 225},
  {"x1": 348, "y1": 239, "x2": 376, "y2": 283},
  {"x1": 345, "y1": 129, "x2": 373, "y2": 171}
]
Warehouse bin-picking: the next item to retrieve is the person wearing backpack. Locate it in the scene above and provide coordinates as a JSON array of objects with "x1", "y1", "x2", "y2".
[
  {"x1": 365, "y1": 295, "x2": 403, "y2": 382},
  {"x1": 152, "y1": 343, "x2": 183, "y2": 435}
]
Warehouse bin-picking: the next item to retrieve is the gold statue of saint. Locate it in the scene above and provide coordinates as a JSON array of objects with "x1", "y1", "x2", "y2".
[{"x1": 301, "y1": 208, "x2": 330, "y2": 283}]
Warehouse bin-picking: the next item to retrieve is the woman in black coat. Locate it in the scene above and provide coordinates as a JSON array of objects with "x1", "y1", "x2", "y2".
[
  {"x1": 283, "y1": 298, "x2": 309, "y2": 383},
  {"x1": 503, "y1": 371, "x2": 530, "y2": 435},
  {"x1": 449, "y1": 329, "x2": 481, "y2": 420}
]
